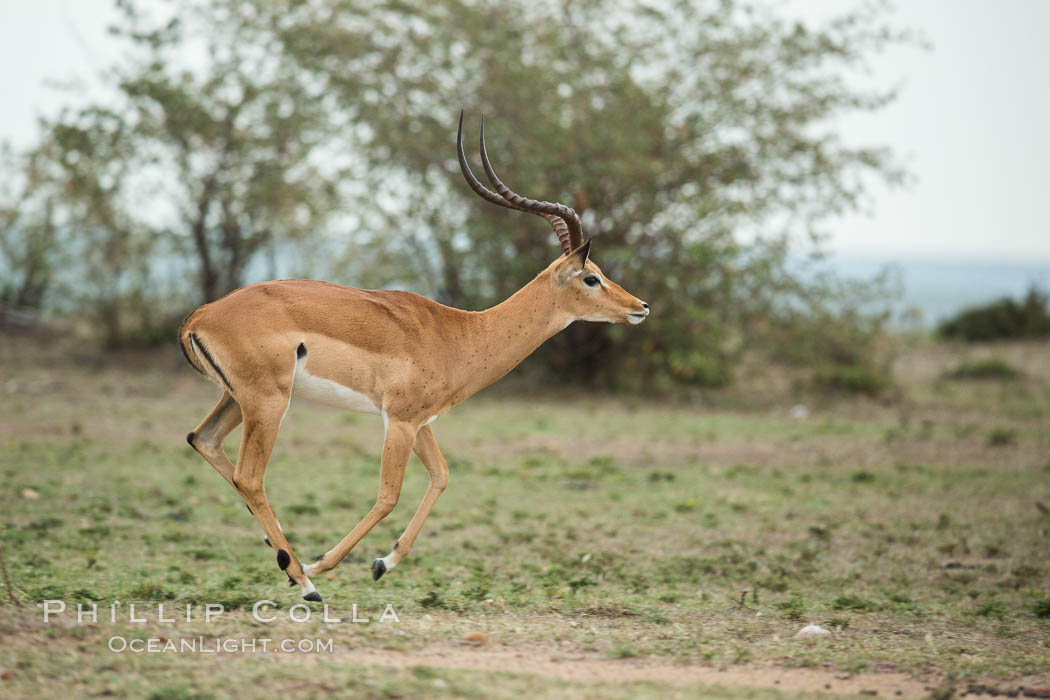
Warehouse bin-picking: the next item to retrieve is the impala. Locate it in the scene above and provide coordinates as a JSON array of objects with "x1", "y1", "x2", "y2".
[{"x1": 179, "y1": 114, "x2": 649, "y2": 601}]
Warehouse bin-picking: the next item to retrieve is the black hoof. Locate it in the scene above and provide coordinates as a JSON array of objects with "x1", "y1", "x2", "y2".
[
  {"x1": 371, "y1": 558, "x2": 387, "y2": 581},
  {"x1": 186, "y1": 432, "x2": 195, "y2": 446},
  {"x1": 303, "y1": 591, "x2": 322, "y2": 602},
  {"x1": 276, "y1": 549, "x2": 290, "y2": 570},
  {"x1": 264, "y1": 536, "x2": 271, "y2": 547}
]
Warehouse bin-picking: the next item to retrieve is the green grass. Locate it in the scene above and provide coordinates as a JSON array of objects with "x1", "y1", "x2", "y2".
[{"x1": 1, "y1": 337, "x2": 1049, "y2": 696}]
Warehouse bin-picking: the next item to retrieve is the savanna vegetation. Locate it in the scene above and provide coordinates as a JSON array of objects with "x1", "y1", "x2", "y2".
[{"x1": 1, "y1": 334, "x2": 1048, "y2": 697}]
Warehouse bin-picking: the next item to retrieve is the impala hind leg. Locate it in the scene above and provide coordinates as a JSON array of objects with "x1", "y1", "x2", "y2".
[
  {"x1": 233, "y1": 392, "x2": 320, "y2": 601},
  {"x1": 304, "y1": 420, "x2": 415, "y2": 577},
  {"x1": 371, "y1": 424, "x2": 448, "y2": 580},
  {"x1": 187, "y1": 392, "x2": 281, "y2": 545},
  {"x1": 186, "y1": 391, "x2": 242, "y2": 488}
]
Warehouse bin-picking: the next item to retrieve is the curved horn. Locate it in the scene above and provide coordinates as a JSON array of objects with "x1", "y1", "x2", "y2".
[
  {"x1": 457, "y1": 112, "x2": 577, "y2": 254},
  {"x1": 479, "y1": 114, "x2": 583, "y2": 254},
  {"x1": 457, "y1": 112, "x2": 528, "y2": 215},
  {"x1": 455, "y1": 112, "x2": 582, "y2": 256}
]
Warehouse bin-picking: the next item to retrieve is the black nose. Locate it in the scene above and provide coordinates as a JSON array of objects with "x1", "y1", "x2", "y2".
[{"x1": 641, "y1": 302, "x2": 649, "y2": 310}]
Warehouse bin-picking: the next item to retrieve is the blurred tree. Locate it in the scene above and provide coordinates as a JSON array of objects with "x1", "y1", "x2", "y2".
[
  {"x1": 0, "y1": 146, "x2": 58, "y2": 311},
  {"x1": 240, "y1": 0, "x2": 910, "y2": 388},
  {"x1": 30, "y1": 106, "x2": 157, "y2": 346},
  {"x1": 109, "y1": 1, "x2": 341, "y2": 303},
  {"x1": 7, "y1": 0, "x2": 910, "y2": 385}
]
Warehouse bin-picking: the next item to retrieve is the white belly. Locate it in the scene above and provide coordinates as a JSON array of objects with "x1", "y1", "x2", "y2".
[{"x1": 292, "y1": 361, "x2": 380, "y2": 414}]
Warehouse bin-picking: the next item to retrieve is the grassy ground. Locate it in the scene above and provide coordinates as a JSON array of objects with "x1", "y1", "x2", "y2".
[{"x1": 1, "y1": 335, "x2": 1048, "y2": 698}]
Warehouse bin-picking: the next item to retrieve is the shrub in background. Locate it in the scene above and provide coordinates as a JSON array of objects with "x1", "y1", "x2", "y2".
[
  {"x1": 812, "y1": 365, "x2": 891, "y2": 397},
  {"x1": 946, "y1": 358, "x2": 1021, "y2": 381},
  {"x1": 939, "y1": 287, "x2": 1050, "y2": 342}
]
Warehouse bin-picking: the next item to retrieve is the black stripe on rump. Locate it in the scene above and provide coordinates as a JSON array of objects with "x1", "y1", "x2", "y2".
[{"x1": 189, "y1": 333, "x2": 234, "y2": 394}]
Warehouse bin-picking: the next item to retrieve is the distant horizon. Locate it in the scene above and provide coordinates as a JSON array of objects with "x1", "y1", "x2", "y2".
[
  {"x1": 822, "y1": 254, "x2": 1050, "y2": 327},
  {"x1": 822, "y1": 248, "x2": 1050, "y2": 267}
]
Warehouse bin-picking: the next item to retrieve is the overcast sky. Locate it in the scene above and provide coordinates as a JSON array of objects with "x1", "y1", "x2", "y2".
[{"x1": 2, "y1": 0, "x2": 1048, "y2": 263}]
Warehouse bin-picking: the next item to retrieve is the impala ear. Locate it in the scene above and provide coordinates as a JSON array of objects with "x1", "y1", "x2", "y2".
[
  {"x1": 555, "y1": 238, "x2": 592, "y2": 285},
  {"x1": 569, "y1": 238, "x2": 591, "y2": 268}
]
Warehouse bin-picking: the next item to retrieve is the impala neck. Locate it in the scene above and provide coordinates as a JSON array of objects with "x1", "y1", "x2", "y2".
[{"x1": 454, "y1": 272, "x2": 569, "y2": 399}]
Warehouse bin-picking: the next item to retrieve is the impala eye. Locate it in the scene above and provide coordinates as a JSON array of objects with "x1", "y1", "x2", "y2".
[{"x1": 583, "y1": 275, "x2": 600, "y2": 287}]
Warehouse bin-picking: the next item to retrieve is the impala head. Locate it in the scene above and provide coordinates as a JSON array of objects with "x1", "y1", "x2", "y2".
[
  {"x1": 545, "y1": 239, "x2": 650, "y2": 325},
  {"x1": 456, "y1": 112, "x2": 650, "y2": 326}
]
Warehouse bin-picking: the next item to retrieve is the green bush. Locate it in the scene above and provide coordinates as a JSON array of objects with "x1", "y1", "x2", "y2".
[
  {"x1": 986, "y1": 428, "x2": 1017, "y2": 447},
  {"x1": 974, "y1": 599, "x2": 1008, "y2": 619},
  {"x1": 831, "y1": 594, "x2": 879, "y2": 612},
  {"x1": 668, "y1": 350, "x2": 731, "y2": 388},
  {"x1": 776, "y1": 592, "x2": 806, "y2": 621},
  {"x1": 812, "y1": 365, "x2": 891, "y2": 397},
  {"x1": 939, "y1": 287, "x2": 1050, "y2": 342},
  {"x1": 946, "y1": 358, "x2": 1021, "y2": 381}
]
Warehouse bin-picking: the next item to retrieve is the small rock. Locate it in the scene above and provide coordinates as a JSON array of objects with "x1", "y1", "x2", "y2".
[
  {"x1": 463, "y1": 630, "x2": 488, "y2": 646},
  {"x1": 795, "y1": 624, "x2": 831, "y2": 638},
  {"x1": 790, "y1": 404, "x2": 809, "y2": 420},
  {"x1": 22, "y1": 488, "x2": 40, "y2": 500},
  {"x1": 0, "y1": 668, "x2": 12, "y2": 680}
]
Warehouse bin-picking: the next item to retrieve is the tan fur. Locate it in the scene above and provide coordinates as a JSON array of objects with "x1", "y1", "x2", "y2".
[{"x1": 181, "y1": 244, "x2": 647, "y2": 598}]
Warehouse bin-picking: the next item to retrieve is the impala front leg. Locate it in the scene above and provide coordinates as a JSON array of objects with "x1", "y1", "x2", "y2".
[
  {"x1": 305, "y1": 419, "x2": 415, "y2": 577},
  {"x1": 371, "y1": 424, "x2": 448, "y2": 580}
]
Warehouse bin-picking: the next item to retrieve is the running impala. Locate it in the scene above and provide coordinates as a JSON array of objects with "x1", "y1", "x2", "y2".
[{"x1": 179, "y1": 114, "x2": 649, "y2": 601}]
